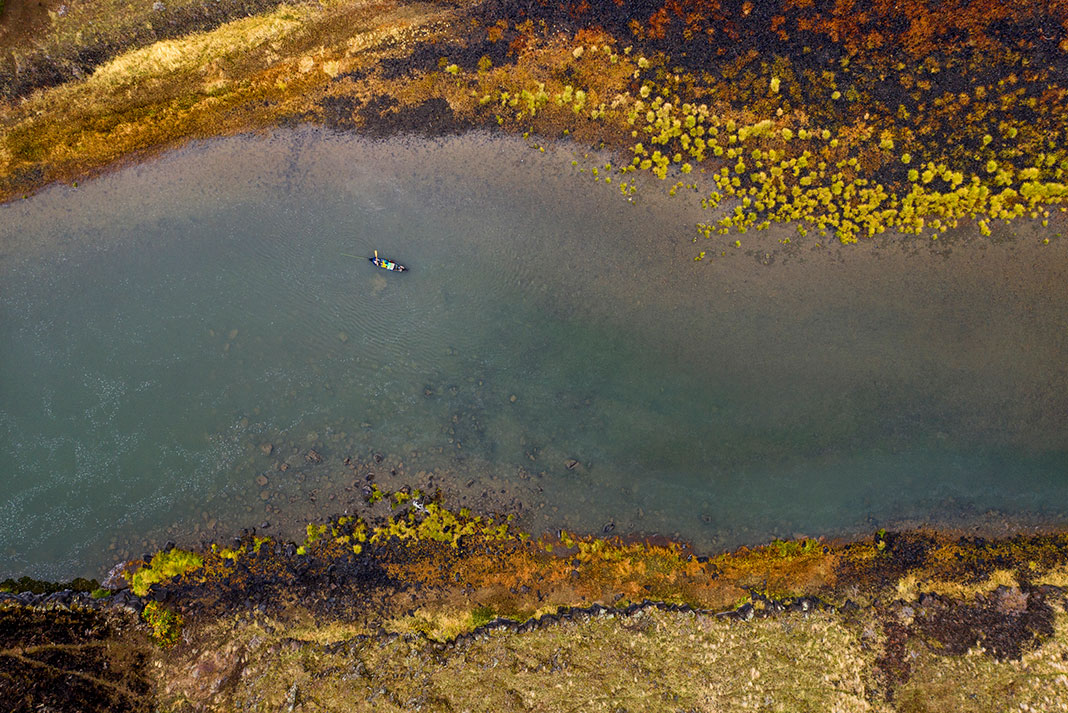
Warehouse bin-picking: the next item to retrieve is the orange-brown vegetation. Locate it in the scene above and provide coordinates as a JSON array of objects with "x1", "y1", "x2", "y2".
[{"x1": 123, "y1": 491, "x2": 1068, "y2": 642}]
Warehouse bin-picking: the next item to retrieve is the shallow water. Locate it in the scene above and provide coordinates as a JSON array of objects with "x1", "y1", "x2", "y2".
[{"x1": 2, "y1": 130, "x2": 1067, "y2": 578}]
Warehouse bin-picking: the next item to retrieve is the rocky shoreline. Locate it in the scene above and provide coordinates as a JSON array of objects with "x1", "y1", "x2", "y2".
[
  {"x1": 4, "y1": 495, "x2": 1068, "y2": 710},
  {"x1": 0, "y1": 587, "x2": 142, "y2": 614}
]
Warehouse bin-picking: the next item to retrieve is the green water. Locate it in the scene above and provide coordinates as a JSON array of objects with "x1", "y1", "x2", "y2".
[{"x1": 2, "y1": 130, "x2": 1067, "y2": 578}]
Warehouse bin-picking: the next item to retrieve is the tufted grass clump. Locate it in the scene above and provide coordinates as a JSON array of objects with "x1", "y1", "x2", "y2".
[
  {"x1": 470, "y1": 604, "x2": 497, "y2": 627},
  {"x1": 142, "y1": 600, "x2": 184, "y2": 647},
  {"x1": 127, "y1": 548, "x2": 204, "y2": 596},
  {"x1": 296, "y1": 515, "x2": 368, "y2": 556}
]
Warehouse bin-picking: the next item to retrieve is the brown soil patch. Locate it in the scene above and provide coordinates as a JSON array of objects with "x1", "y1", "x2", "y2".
[{"x1": 0, "y1": 605, "x2": 153, "y2": 713}]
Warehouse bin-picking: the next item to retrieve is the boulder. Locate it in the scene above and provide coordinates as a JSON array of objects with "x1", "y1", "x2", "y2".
[{"x1": 101, "y1": 561, "x2": 135, "y2": 591}]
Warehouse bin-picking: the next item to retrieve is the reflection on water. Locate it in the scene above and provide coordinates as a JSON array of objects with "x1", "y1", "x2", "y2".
[{"x1": 2, "y1": 129, "x2": 1067, "y2": 578}]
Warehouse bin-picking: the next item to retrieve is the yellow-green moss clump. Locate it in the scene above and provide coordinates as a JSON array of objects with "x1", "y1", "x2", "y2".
[
  {"x1": 141, "y1": 600, "x2": 184, "y2": 647},
  {"x1": 459, "y1": 39, "x2": 1067, "y2": 245},
  {"x1": 126, "y1": 548, "x2": 203, "y2": 596}
]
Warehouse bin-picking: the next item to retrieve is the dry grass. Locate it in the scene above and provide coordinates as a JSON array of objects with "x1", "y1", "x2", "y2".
[
  {"x1": 1039, "y1": 564, "x2": 1068, "y2": 589},
  {"x1": 894, "y1": 569, "x2": 1020, "y2": 602},
  {"x1": 383, "y1": 605, "x2": 486, "y2": 641},
  {"x1": 154, "y1": 601, "x2": 1068, "y2": 712},
  {"x1": 896, "y1": 602, "x2": 1068, "y2": 713},
  {"x1": 87, "y1": 8, "x2": 310, "y2": 89},
  {"x1": 0, "y1": 0, "x2": 464, "y2": 201},
  {"x1": 159, "y1": 605, "x2": 885, "y2": 712}
]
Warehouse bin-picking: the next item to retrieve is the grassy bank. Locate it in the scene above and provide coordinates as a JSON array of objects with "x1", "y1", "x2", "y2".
[
  {"x1": 157, "y1": 598, "x2": 1068, "y2": 712},
  {"x1": 2, "y1": 0, "x2": 1067, "y2": 244},
  {"x1": 0, "y1": 0, "x2": 469, "y2": 201},
  {"x1": 4, "y1": 492, "x2": 1068, "y2": 711}
]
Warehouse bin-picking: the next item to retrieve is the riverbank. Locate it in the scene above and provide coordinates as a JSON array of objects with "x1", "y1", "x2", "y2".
[
  {"x1": 2, "y1": 0, "x2": 1068, "y2": 242},
  {"x1": 4, "y1": 494, "x2": 1068, "y2": 711}
]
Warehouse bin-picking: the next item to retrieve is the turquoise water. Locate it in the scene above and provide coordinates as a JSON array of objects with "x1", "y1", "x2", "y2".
[{"x1": 2, "y1": 130, "x2": 1067, "y2": 578}]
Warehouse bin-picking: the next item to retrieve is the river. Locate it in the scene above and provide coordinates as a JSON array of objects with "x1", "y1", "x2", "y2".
[{"x1": 2, "y1": 129, "x2": 1067, "y2": 578}]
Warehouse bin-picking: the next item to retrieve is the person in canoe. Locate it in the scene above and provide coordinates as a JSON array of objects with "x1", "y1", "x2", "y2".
[{"x1": 370, "y1": 249, "x2": 407, "y2": 272}]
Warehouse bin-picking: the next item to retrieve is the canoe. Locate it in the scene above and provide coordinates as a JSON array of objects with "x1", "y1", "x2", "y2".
[{"x1": 370, "y1": 250, "x2": 407, "y2": 272}]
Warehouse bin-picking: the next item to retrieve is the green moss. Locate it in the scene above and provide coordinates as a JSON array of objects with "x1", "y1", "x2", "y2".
[
  {"x1": 305, "y1": 522, "x2": 328, "y2": 546},
  {"x1": 770, "y1": 538, "x2": 821, "y2": 558},
  {"x1": 142, "y1": 600, "x2": 183, "y2": 647},
  {"x1": 470, "y1": 605, "x2": 497, "y2": 628},
  {"x1": 366, "y1": 483, "x2": 385, "y2": 504},
  {"x1": 127, "y1": 548, "x2": 204, "y2": 596}
]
